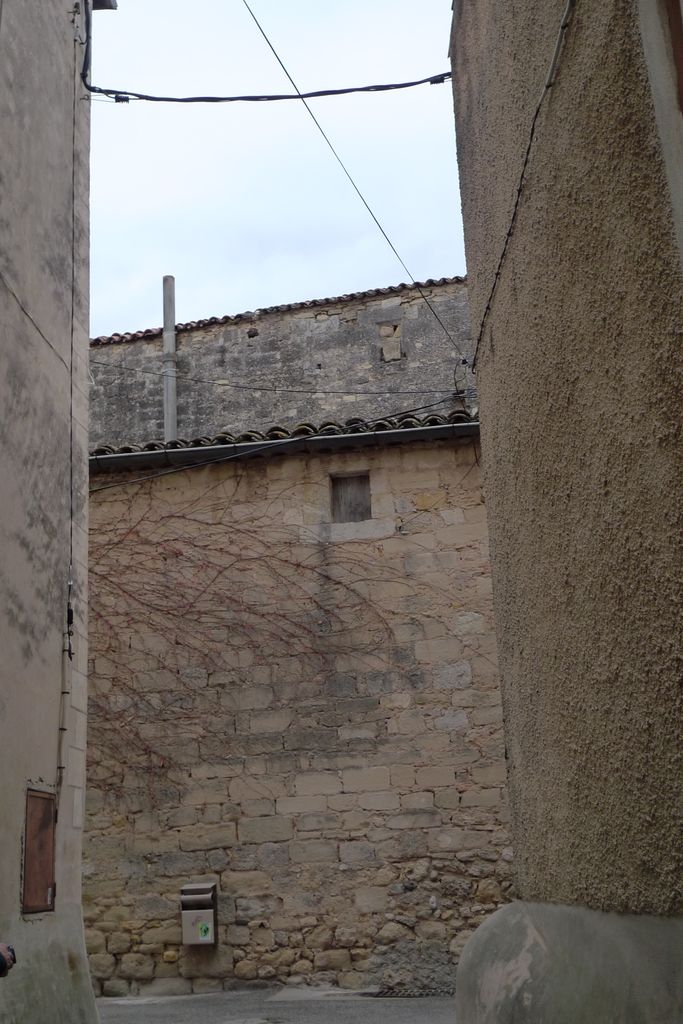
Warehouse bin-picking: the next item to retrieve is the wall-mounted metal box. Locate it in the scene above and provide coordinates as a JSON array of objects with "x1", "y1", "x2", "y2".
[{"x1": 180, "y1": 883, "x2": 217, "y2": 946}]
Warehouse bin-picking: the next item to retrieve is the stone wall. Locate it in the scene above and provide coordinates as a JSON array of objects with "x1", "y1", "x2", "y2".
[
  {"x1": 84, "y1": 437, "x2": 510, "y2": 996},
  {"x1": 89, "y1": 278, "x2": 471, "y2": 448}
]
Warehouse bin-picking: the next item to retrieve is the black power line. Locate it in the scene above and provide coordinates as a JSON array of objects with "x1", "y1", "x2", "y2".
[
  {"x1": 86, "y1": 72, "x2": 452, "y2": 105},
  {"x1": 471, "y1": 0, "x2": 576, "y2": 369},
  {"x1": 89, "y1": 358, "x2": 456, "y2": 398},
  {"x1": 81, "y1": 0, "x2": 470, "y2": 383},
  {"x1": 80, "y1": 0, "x2": 450, "y2": 104},
  {"x1": 239, "y1": 0, "x2": 469, "y2": 377},
  {"x1": 89, "y1": 396, "x2": 459, "y2": 495}
]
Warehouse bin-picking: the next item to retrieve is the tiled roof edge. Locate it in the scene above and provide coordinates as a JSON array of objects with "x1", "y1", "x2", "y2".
[
  {"x1": 90, "y1": 276, "x2": 467, "y2": 347},
  {"x1": 90, "y1": 408, "x2": 475, "y2": 458}
]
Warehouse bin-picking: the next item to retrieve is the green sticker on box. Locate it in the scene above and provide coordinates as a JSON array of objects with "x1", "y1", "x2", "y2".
[{"x1": 199, "y1": 922, "x2": 211, "y2": 939}]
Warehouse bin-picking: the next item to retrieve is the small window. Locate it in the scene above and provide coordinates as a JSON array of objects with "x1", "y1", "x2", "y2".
[
  {"x1": 331, "y1": 474, "x2": 371, "y2": 523},
  {"x1": 23, "y1": 790, "x2": 56, "y2": 914}
]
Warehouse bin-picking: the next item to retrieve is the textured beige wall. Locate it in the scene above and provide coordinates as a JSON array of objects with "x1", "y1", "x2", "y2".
[
  {"x1": 451, "y1": 1, "x2": 683, "y2": 914},
  {"x1": 0, "y1": 2, "x2": 95, "y2": 1021},
  {"x1": 84, "y1": 439, "x2": 510, "y2": 996}
]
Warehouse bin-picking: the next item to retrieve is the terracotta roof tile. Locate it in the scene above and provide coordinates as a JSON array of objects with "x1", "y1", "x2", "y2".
[
  {"x1": 90, "y1": 277, "x2": 466, "y2": 347},
  {"x1": 90, "y1": 409, "x2": 472, "y2": 457}
]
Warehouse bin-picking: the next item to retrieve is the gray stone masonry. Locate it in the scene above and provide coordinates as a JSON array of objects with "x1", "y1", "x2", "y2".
[{"x1": 89, "y1": 279, "x2": 471, "y2": 447}]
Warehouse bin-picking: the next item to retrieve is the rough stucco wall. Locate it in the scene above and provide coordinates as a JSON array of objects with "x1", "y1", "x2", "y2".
[
  {"x1": 83, "y1": 440, "x2": 511, "y2": 996},
  {"x1": 0, "y1": 2, "x2": 96, "y2": 1021},
  {"x1": 451, "y1": 0, "x2": 683, "y2": 914},
  {"x1": 88, "y1": 281, "x2": 471, "y2": 447}
]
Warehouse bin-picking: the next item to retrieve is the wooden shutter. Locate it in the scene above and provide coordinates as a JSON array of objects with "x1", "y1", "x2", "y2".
[
  {"x1": 22, "y1": 790, "x2": 56, "y2": 914},
  {"x1": 331, "y1": 474, "x2": 371, "y2": 523}
]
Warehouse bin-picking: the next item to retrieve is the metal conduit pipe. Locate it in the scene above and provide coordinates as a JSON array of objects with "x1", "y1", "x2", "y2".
[{"x1": 162, "y1": 275, "x2": 178, "y2": 442}]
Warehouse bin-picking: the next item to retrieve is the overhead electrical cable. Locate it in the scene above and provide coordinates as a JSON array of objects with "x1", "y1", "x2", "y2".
[
  {"x1": 471, "y1": 0, "x2": 576, "y2": 368},
  {"x1": 79, "y1": 3, "x2": 450, "y2": 103},
  {"x1": 89, "y1": 358, "x2": 456, "y2": 397},
  {"x1": 238, "y1": 0, "x2": 469, "y2": 374},
  {"x1": 80, "y1": 0, "x2": 470, "y2": 382},
  {"x1": 89, "y1": 396, "x2": 462, "y2": 495}
]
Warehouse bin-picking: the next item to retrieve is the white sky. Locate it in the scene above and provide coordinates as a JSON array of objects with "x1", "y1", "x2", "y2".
[{"x1": 90, "y1": 1, "x2": 465, "y2": 337}]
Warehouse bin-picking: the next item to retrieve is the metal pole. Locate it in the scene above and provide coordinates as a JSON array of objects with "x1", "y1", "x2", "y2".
[{"x1": 162, "y1": 275, "x2": 177, "y2": 442}]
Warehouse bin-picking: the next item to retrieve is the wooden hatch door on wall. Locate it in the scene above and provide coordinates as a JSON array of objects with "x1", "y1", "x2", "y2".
[{"x1": 22, "y1": 790, "x2": 57, "y2": 914}]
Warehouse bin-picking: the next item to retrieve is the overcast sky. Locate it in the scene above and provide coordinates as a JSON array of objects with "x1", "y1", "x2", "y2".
[{"x1": 90, "y1": 1, "x2": 465, "y2": 337}]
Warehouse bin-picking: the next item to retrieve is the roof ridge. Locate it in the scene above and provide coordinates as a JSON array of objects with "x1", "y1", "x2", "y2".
[{"x1": 90, "y1": 276, "x2": 467, "y2": 347}]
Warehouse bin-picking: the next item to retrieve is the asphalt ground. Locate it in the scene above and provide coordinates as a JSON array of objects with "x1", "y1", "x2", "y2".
[{"x1": 97, "y1": 987, "x2": 455, "y2": 1024}]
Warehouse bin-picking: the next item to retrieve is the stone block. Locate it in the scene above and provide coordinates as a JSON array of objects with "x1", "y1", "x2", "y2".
[
  {"x1": 295, "y1": 772, "x2": 342, "y2": 796},
  {"x1": 289, "y1": 839, "x2": 339, "y2": 863},
  {"x1": 461, "y1": 788, "x2": 501, "y2": 807},
  {"x1": 107, "y1": 932, "x2": 132, "y2": 954},
  {"x1": 85, "y1": 929, "x2": 106, "y2": 954},
  {"x1": 229, "y1": 775, "x2": 285, "y2": 802},
  {"x1": 472, "y1": 765, "x2": 506, "y2": 786},
  {"x1": 142, "y1": 925, "x2": 182, "y2": 944},
  {"x1": 338, "y1": 971, "x2": 370, "y2": 991},
  {"x1": 328, "y1": 794, "x2": 357, "y2": 811},
  {"x1": 376, "y1": 832, "x2": 428, "y2": 861},
  {"x1": 238, "y1": 815, "x2": 294, "y2": 844},
  {"x1": 276, "y1": 795, "x2": 327, "y2": 815},
  {"x1": 256, "y1": 842, "x2": 290, "y2": 869},
  {"x1": 290, "y1": 958, "x2": 314, "y2": 975},
  {"x1": 251, "y1": 926, "x2": 274, "y2": 948},
  {"x1": 233, "y1": 959, "x2": 258, "y2": 980},
  {"x1": 401, "y1": 792, "x2": 435, "y2": 810},
  {"x1": 314, "y1": 949, "x2": 352, "y2": 971},
  {"x1": 298, "y1": 811, "x2": 338, "y2": 831},
  {"x1": 178, "y1": 824, "x2": 237, "y2": 851},
  {"x1": 183, "y1": 784, "x2": 228, "y2": 806},
  {"x1": 415, "y1": 920, "x2": 447, "y2": 940},
  {"x1": 240, "y1": 798, "x2": 275, "y2": 817},
  {"x1": 192, "y1": 979, "x2": 224, "y2": 993},
  {"x1": 386, "y1": 809, "x2": 441, "y2": 829},
  {"x1": 339, "y1": 842, "x2": 376, "y2": 864},
  {"x1": 235, "y1": 896, "x2": 281, "y2": 921},
  {"x1": 284, "y1": 728, "x2": 337, "y2": 751},
  {"x1": 390, "y1": 766, "x2": 415, "y2": 788},
  {"x1": 472, "y1": 706, "x2": 504, "y2": 726},
  {"x1": 427, "y1": 828, "x2": 487, "y2": 852},
  {"x1": 414, "y1": 637, "x2": 464, "y2": 663},
  {"x1": 135, "y1": 897, "x2": 178, "y2": 921},
  {"x1": 249, "y1": 709, "x2": 293, "y2": 733},
  {"x1": 358, "y1": 791, "x2": 400, "y2": 811},
  {"x1": 342, "y1": 766, "x2": 390, "y2": 793},
  {"x1": 416, "y1": 766, "x2": 455, "y2": 789},
  {"x1": 435, "y1": 710, "x2": 469, "y2": 732},
  {"x1": 354, "y1": 886, "x2": 388, "y2": 913},
  {"x1": 179, "y1": 946, "x2": 234, "y2": 979},
  {"x1": 306, "y1": 926, "x2": 333, "y2": 949},
  {"x1": 119, "y1": 953, "x2": 155, "y2": 980},
  {"x1": 434, "y1": 788, "x2": 461, "y2": 809},
  {"x1": 221, "y1": 870, "x2": 273, "y2": 895},
  {"x1": 102, "y1": 979, "x2": 130, "y2": 997},
  {"x1": 433, "y1": 661, "x2": 473, "y2": 691},
  {"x1": 89, "y1": 953, "x2": 116, "y2": 979},
  {"x1": 220, "y1": 686, "x2": 274, "y2": 712},
  {"x1": 377, "y1": 921, "x2": 413, "y2": 943},
  {"x1": 138, "y1": 979, "x2": 192, "y2": 997}
]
